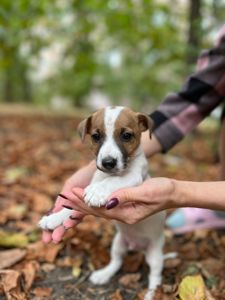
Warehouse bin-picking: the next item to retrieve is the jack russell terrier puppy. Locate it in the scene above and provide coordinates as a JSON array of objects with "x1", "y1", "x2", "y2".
[{"x1": 39, "y1": 106, "x2": 174, "y2": 300}]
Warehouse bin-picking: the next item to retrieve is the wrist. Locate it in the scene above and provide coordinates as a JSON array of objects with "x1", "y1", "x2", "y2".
[
  {"x1": 169, "y1": 179, "x2": 184, "y2": 209},
  {"x1": 141, "y1": 132, "x2": 162, "y2": 158}
]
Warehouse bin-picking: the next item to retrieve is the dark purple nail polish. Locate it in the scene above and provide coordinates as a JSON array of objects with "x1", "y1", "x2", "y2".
[
  {"x1": 58, "y1": 193, "x2": 69, "y2": 200},
  {"x1": 106, "y1": 198, "x2": 119, "y2": 210},
  {"x1": 69, "y1": 216, "x2": 80, "y2": 220},
  {"x1": 62, "y1": 205, "x2": 73, "y2": 210}
]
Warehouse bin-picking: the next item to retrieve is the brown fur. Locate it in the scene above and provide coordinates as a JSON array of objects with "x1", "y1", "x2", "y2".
[
  {"x1": 77, "y1": 108, "x2": 105, "y2": 155},
  {"x1": 77, "y1": 107, "x2": 154, "y2": 159},
  {"x1": 114, "y1": 108, "x2": 154, "y2": 159}
]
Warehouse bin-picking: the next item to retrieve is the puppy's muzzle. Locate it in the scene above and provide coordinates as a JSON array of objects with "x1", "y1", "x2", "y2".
[{"x1": 102, "y1": 156, "x2": 117, "y2": 171}]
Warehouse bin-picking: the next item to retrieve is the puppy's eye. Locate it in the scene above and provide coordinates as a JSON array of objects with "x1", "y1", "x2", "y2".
[
  {"x1": 121, "y1": 132, "x2": 133, "y2": 142},
  {"x1": 91, "y1": 132, "x2": 102, "y2": 143}
]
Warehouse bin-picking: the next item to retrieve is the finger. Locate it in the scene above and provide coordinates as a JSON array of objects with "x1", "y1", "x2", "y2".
[
  {"x1": 72, "y1": 187, "x2": 85, "y2": 200},
  {"x1": 106, "y1": 186, "x2": 143, "y2": 209},
  {"x1": 42, "y1": 230, "x2": 52, "y2": 244},
  {"x1": 63, "y1": 211, "x2": 84, "y2": 228},
  {"x1": 64, "y1": 218, "x2": 82, "y2": 228},
  {"x1": 52, "y1": 225, "x2": 66, "y2": 243}
]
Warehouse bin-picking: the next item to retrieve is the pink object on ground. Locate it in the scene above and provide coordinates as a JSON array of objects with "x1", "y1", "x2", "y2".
[{"x1": 166, "y1": 207, "x2": 225, "y2": 234}]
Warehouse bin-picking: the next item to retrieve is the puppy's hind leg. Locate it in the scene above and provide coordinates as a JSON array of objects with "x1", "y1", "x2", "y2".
[
  {"x1": 90, "y1": 232, "x2": 127, "y2": 285},
  {"x1": 144, "y1": 235, "x2": 165, "y2": 300}
]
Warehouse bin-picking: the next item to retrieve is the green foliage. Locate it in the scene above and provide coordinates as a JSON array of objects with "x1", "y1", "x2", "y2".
[{"x1": 0, "y1": 0, "x2": 224, "y2": 108}]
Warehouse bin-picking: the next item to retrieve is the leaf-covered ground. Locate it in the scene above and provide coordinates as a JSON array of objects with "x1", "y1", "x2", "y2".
[{"x1": 0, "y1": 108, "x2": 225, "y2": 300}]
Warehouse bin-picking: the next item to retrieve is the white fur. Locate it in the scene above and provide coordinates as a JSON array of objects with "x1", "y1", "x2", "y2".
[
  {"x1": 39, "y1": 208, "x2": 73, "y2": 230},
  {"x1": 39, "y1": 106, "x2": 169, "y2": 300},
  {"x1": 97, "y1": 106, "x2": 124, "y2": 172}
]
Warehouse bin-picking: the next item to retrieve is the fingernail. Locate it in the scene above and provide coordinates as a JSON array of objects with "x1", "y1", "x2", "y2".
[
  {"x1": 58, "y1": 193, "x2": 69, "y2": 200},
  {"x1": 62, "y1": 205, "x2": 73, "y2": 210},
  {"x1": 106, "y1": 198, "x2": 119, "y2": 210},
  {"x1": 69, "y1": 216, "x2": 80, "y2": 220}
]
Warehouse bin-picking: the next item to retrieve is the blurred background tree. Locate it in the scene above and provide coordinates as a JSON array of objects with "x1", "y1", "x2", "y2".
[{"x1": 0, "y1": 0, "x2": 224, "y2": 110}]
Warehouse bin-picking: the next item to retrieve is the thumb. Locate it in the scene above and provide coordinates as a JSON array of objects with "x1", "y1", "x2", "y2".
[{"x1": 106, "y1": 185, "x2": 143, "y2": 209}]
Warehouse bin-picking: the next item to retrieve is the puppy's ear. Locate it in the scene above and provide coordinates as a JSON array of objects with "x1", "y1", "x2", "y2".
[
  {"x1": 77, "y1": 116, "x2": 92, "y2": 142},
  {"x1": 137, "y1": 113, "x2": 154, "y2": 138}
]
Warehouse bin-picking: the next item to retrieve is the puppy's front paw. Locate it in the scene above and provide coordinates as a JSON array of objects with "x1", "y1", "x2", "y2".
[
  {"x1": 84, "y1": 183, "x2": 110, "y2": 207},
  {"x1": 38, "y1": 208, "x2": 73, "y2": 230},
  {"x1": 89, "y1": 269, "x2": 112, "y2": 285}
]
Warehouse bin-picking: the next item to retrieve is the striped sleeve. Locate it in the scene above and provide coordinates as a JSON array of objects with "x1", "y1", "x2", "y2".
[{"x1": 150, "y1": 30, "x2": 225, "y2": 153}]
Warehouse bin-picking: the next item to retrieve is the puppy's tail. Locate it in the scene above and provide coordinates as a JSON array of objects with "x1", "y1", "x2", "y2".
[{"x1": 163, "y1": 252, "x2": 177, "y2": 260}]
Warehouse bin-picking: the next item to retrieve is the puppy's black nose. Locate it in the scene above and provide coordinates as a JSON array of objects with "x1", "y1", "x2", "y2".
[{"x1": 102, "y1": 157, "x2": 117, "y2": 170}]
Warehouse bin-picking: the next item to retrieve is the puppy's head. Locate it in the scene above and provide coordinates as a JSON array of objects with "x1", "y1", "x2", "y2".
[{"x1": 78, "y1": 106, "x2": 153, "y2": 174}]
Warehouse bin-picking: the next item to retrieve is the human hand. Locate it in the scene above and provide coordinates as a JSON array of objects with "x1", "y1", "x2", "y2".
[
  {"x1": 41, "y1": 161, "x2": 96, "y2": 243},
  {"x1": 69, "y1": 177, "x2": 176, "y2": 225}
]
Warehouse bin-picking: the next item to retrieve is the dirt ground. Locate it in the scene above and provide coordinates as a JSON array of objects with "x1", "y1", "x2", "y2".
[{"x1": 0, "y1": 109, "x2": 224, "y2": 300}]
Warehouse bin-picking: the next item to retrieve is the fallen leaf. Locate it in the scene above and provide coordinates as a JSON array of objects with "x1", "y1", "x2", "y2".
[
  {"x1": 178, "y1": 274, "x2": 206, "y2": 300},
  {"x1": 0, "y1": 249, "x2": 26, "y2": 269},
  {"x1": 109, "y1": 289, "x2": 123, "y2": 300},
  {"x1": 0, "y1": 230, "x2": 28, "y2": 248},
  {"x1": 22, "y1": 260, "x2": 39, "y2": 291},
  {"x1": 32, "y1": 286, "x2": 52, "y2": 298},
  {"x1": 122, "y1": 253, "x2": 144, "y2": 272},
  {"x1": 162, "y1": 284, "x2": 177, "y2": 294},
  {"x1": 27, "y1": 241, "x2": 62, "y2": 263},
  {"x1": 41, "y1": 263, "x2": 55, "y2": 273},
  {"x1": 119, "y1": 273, "x2": 141, "y2": 288},
  {"x1": 0, "y1": 269, "x2": 27, "y2": 300},
  {"x1": 32, "y1": 193, "x2": 52, "y2": 213},
  {"x1": 7, "y1": 204, "x2": 27, "y2": 220},
  {"x1": 164, "y1": 257, "x2": 181, "y2": 269},
  {"x1": 72, "y1": 265, "x2": 81, "y2": 278},
  {"x1": 71, "y1": 257, "x2": 83, "y2": 278},
  {"x1": 4, "y1": 167, "x2": 28, "y2": 183}
]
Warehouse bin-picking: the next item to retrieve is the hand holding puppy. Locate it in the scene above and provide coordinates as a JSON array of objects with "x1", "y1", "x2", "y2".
[{"x1": 41, "y1": 161, "x2": 96, "y2": 243}]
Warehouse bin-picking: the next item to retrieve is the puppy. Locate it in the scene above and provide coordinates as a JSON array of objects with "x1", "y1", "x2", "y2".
[{"x1": 39, "y1": 106, "x2": 171, "y2": 300}]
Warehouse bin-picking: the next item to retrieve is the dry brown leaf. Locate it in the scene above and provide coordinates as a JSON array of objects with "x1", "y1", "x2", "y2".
[
  {"x1": 0, "y1": 249, "x2": 26, "y2": 269},
  {"x1": 119, "y1": 273, "x2": 141, "y2": 288},
  {"x1": 57, "y1": 256, "x2": 74, "y2": 267},
  {"x1": 22, "y1": 260, "x2": 39, "y2": 291},
  {"x1": 164, "y1": 258, "x2": 181, "y2": 269},
  {"x1": 32, "y1": 193, "x2": 52, "y2": 213},
  {"x1": 137, "y1": 289, "x2": 148, "y2": 300},
  {"x1": 0, "y1": 269, "x2": 27, "y2": 300},
  {"x1": 205, "y1": 289, "x2": 216, "y2": 300},
  {"x1": 109, "y1": 289, "x2": 123, "y2": 300},
  {"x1": 32, "y1": 286, "x2": 52, "y2": 298},
  {"x1": 122, "y1": 253, "x2": 144, "y2": 272},
  {"x1": 41, "y1": 263, "x2": 55, "y2": 273},
  {"x1": 27, "y1": 241, "x2": 62, "y2": 263},
  {"x1": 162, "y1": 284, "x2": 177, "y2": 294}
]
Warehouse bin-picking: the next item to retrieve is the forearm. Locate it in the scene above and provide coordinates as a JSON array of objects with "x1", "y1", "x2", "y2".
[{"x1": 173, "y1": 180, "x2": 225, "y2": 211}]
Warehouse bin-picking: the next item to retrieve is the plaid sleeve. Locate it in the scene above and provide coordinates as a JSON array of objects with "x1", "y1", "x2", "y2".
[{"x1": 150, "y1": 26, "x2": 225, "y2": 153}]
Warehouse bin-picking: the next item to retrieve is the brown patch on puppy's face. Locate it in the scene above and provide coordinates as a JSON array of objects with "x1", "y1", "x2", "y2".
[
  {"x1": 77, "y1": 108, "x2": 105, "y2": 156},
  {"x1": 114, "y1": 108, "x2": 153, "y2": 165}
]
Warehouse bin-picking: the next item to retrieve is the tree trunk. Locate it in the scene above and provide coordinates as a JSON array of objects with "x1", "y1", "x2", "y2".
[
  {"x1": 4, "y1": 67, "x2": 14, "y2": 103},
  {"x1": 187, "y1": 0, "x2": 202, "y2": 64}
]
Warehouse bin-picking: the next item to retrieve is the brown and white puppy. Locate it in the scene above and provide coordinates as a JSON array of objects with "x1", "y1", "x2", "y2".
[{"x1": 39, "y1": 106, "x2": 171, "y2": 300}]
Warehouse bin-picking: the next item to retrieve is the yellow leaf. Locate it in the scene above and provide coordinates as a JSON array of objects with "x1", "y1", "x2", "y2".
[
  {"x1": 0, "y1": 231, "x2": 28, "y2": 248},
  {"x1": 178, "y1": 275, "x2": 206, "y2": 300},
  {"x1": 72, "y1": 258, "x2": 82, "y2": 278},
  {"x1": 72, "y1": 265, "x2": 81, "y2": 278}
]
